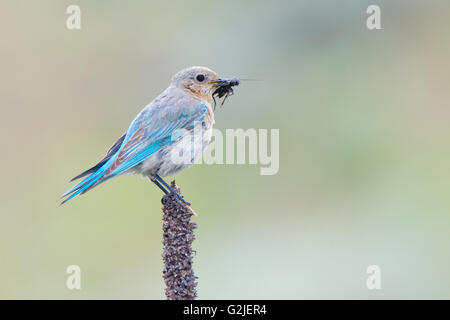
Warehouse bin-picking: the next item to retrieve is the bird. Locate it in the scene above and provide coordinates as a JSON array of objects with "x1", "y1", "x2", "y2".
[{"x1": 60, "y1": 66, "x2": 239, "y2": 205}]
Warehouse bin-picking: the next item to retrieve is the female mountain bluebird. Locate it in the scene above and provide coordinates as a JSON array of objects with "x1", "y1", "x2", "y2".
[{"x1": 61, "y1": 66, "x2": 239, "y2": 205}]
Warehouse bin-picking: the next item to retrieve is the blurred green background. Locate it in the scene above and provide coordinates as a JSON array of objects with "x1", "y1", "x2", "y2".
[{"x1": 1, "y1": 0, "x2": 449, "y2": 299}]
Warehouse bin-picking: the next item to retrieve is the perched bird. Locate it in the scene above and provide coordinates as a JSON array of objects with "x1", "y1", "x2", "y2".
[{"x1": 61, "y1": 66, "x2": 239, "y2": 205}]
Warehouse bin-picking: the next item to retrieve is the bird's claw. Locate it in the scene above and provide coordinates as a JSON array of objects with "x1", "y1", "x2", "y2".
[{"x1": 175, "y1": 193, "x2": 191, "y2": 206}]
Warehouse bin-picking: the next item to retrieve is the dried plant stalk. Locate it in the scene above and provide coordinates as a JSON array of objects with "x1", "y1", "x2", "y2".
[{"x1": 161, "y1": 181, "x2": 197, "y2": 300}]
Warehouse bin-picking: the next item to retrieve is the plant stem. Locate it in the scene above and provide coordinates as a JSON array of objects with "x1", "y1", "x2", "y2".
[{"x1": 161, "y1": 181, "x2": 197, "y2": 300}]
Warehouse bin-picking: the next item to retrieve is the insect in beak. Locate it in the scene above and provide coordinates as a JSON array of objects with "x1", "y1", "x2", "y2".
[{"x1": 211, "y1": 78, "x2": 239, "y2": 110}]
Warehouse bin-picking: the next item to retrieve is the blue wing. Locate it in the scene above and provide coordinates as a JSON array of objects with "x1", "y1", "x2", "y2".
[{"x1": 60, "y1": 100, "x2": 208, "y2": 204}]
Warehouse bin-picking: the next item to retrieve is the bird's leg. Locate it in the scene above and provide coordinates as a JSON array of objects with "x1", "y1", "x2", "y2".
[
  {"x1": 149, "y1": 176, "x2": 169, "y2": 194},
  {"x1": 149, "y1": 176, "x2": 170, "y2": 204},
  {"x1": 154, "y1": 174, "x2": 191, "y2": 206}
]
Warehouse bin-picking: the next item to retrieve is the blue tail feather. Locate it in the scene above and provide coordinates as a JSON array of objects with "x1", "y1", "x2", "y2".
[
  {"x1": 60, "y1": 133, "x2": 172, "y2": 205},
  {"x1": 60, "y1": 157, "x2": 115, "y2": 205}
]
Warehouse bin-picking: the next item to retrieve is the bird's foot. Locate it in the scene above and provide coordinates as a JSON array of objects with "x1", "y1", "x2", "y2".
[
  {"x1": 160, "y1": 188, "x2": 191, "y2": 207},
  {"x1": 174, "y1": 192, "x2": 191, "y2": 206}
]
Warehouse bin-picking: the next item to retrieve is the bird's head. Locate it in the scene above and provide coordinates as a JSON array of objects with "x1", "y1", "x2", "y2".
[{"x1": 171, "y1": 66, "x2": 239, "y2": 107}]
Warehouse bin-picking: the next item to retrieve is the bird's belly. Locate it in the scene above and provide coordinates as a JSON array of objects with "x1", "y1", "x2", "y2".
[{"x1": 138, "y1": 123, "x2": 213, "y2": 177}]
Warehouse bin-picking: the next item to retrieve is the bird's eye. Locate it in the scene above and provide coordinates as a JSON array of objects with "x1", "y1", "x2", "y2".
[{"x1": 196, "y1": 74, "x2": 205, "y2": 82}]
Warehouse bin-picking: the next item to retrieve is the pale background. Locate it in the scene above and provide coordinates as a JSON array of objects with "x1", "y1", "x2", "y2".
[{"x1": 1, "y1": 0, "x2": 449, "y2": 299}]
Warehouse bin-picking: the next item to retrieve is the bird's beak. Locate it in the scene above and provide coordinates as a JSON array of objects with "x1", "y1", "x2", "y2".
[
  {"x1": 211, "y1": 77, "x2": 239, "y2": 109},
  {"x1": 209, "y1": 78, "x2": 240, "y2": 87}
]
